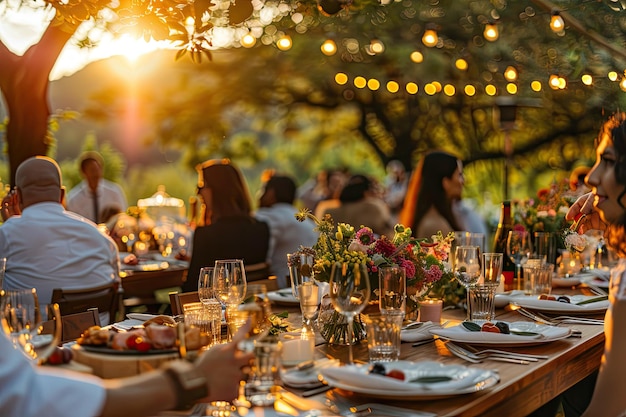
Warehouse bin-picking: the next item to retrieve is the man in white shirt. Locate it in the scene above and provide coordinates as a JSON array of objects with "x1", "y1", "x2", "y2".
[
  {"x1": 0, "y1": 157, "x2": 120, "y2": 319},
  {"x1": 255, "y1": 175, "x2": 318, "y2": 288},
  {"x1": 66, "y1": 151, "x2": 127, "y2": 223}
]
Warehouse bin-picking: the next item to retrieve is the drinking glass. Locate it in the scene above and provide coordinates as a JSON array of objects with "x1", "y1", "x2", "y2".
[
  {"x1": 1, "y1": 288, "x2": 62, "y2": 363},
  {"x1": 378, "y1": 265, "x2": 406, "y2": 317},
  {"x1": 329, "y1": 262, "x2": 371, "y2": 365},
  {"x1": 482, "y1": 253, "x2": 503, "y2": 287},
  {"x1": 453, "y1": 246, "x2": 482, "y2": 321},
  {"x1": 287, "y1": 252, "x2": 319, "y2": 330},
  {"x1": 235, "y1": 284, "x2": 273, "y2": 351},
  {"x1": 198, "y1": 266, "x2": 216, "y2": 304},
  {"x1": 507, "y1": 230, "x2": 532, "y2": 283},
  {"x1": 213, "y1": 259, "x2": 247, "y2": 307}
]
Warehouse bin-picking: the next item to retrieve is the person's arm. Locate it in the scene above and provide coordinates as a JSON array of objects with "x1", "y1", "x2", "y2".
[
  {"x1": 1, "y1": 188, "x2": 20, "y2": 221},
  {"x1": 565, "y1": 192, "x2": 606, "y2": 234}
]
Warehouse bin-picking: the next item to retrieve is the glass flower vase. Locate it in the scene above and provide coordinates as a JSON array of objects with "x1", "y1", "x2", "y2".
[{"x1": 317, "y1": 294, "x2": 366, "y2": 345}]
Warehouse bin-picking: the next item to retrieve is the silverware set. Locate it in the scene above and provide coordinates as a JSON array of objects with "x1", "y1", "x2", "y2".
[
  {"x1": 514, "y1": 306, "x2": 602, "y2": 335},
  {"x1": 445, "y1": 341, "x2": 545, "y2": 365}
]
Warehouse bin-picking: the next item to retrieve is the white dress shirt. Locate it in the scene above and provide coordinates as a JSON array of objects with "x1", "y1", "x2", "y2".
[
  {"x1": 0, "y1": 331, "x2": 105, "y2": 417},
  {"x1": 0, "y1": 202, "x2": 120, "y2": 307},
  {"x1": 67, "y1": 179, "x2": 128, "y2": 223},
  {"x1": 255, "y1": 203, "x2": 318, "y2": 288}
]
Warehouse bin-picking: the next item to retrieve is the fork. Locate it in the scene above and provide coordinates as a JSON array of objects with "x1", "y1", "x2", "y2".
[
  {"x1": 532, "y1": 310, "x2": 604, "y2": 325},
  {"x1": 460, "y1": 343, "x2": 549, "y2": 360},
  {"x1": 514, "y1": 307, "x2": 583, "y2": 337},
  {"x1": 446, "y1": 342, "x2": 531, "y2": 365}
]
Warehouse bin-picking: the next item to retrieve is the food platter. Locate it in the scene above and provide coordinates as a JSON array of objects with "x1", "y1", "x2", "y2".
[{"x1": 79, "y1": 344, "x2": 178, "y2": 356}]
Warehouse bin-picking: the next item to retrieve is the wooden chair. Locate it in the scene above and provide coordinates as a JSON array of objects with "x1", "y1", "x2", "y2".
[
  {"x1": 245, "y1": 262, "x2": 271, "y2": 282},
  {"x1": 168, "y1": 291, "x2": 200, "y2": 316},
  {"x1": 51, "y1": 281, "x2": 123, "y2": 324},
  {"x1": 42, "y1": 308, "x2": 101, "y2": 344}
]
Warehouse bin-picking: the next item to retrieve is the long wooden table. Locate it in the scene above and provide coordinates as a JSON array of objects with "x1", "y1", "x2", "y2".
[
  {"x1": 311, "y1": 307, "x2": 604, "y2": 417},
  {"x1": 279, "y1": 282, "x2": 604, "y2": 417}
]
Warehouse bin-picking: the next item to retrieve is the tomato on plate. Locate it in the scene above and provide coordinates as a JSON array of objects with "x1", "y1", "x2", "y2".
[
  {"x1": 481, "y1": 322, "x2": 501, "y2": 333},
  {"x1": 386, "y1": 370, "x2": 405, "y2": 380}
]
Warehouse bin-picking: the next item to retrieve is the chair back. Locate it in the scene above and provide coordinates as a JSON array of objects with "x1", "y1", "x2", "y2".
[
  {"x1": 42, "y1": 308, "x2": 101, "y2": 344},
  {"x1": 169, "y1": 291, "x2": 200, "y2": 316},
  {"x1": 51, "y1": 281, "x2": 122, "y2": 323},
  {"x1": 245, "y1": 262, "x2": 271, "y2": 283}
]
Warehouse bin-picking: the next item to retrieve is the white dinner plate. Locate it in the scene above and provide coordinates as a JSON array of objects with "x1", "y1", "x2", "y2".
[
  {"x1": 429, "y1": 321, "x2": 571, "y2": 346},
  {"x1": 552, "y1": 276, "x2": 583, "y2": 288},
  {"x1": 494, "y1": 291, "x2": 526, "y2": 308},
  {"x1": 267, "y1": 289, "x2": 299, "y2": 305},
  {"x1": 510, "y1": 294, "x2": 609, "y2": 314},
  {"x1": 320, "y1": 361, "x2": 499, "y2": 400}
]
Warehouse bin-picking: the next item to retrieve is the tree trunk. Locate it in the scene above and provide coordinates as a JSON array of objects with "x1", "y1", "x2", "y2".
[{"x1": 0, "y1": 21, "x2": 74, "y2": 185}]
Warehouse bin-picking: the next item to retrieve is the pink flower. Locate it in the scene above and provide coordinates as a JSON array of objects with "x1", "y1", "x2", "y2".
[
  {"x1": 399, "y1": 258, "x2": 416, "y2": 278},
  {"x1": 355, "y1": 227, "x2": 375, "y2": 245},
  {"x1": 372, "y1": 236, "x2": 396, "y2": 257},
  {"x1": 425, "y1": 264, "x2": 443, "y2": 283}
]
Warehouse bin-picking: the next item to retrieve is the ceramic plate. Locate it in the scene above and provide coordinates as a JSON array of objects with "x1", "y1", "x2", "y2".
[
  {"x1": 320, "y1": 361, "x2": 499, "y2": 400},
  {"x1": 510, "y1": 295, "x2": 609, "y2": 314},
  {"x1": 494, "y1": 291, "x2": 525, "y2": 308},
  {"x1": 429, "y1": 321, "x2": 571, "y2": 346},
  {"x1": 80, "y1": 345, "x2": 178, "y2": 356},
  {"x1": 267, "y1": 289, "x2": 300, "y2": 305}
]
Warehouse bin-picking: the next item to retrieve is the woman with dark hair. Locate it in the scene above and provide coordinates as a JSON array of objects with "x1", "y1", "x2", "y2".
[
  {"x1": 566, "y1": 113, "x2": 626, "y2": 416},
  {"x1": 184, "y1": 159, "x2": 270, "y2": 292},
  {"x1": 399, "y1": 151, "x2": 466, "y2": 238}
]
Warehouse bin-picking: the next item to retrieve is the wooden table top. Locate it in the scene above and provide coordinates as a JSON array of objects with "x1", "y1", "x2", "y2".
[{"x1": 304, "y1": 287, "x2": 606, "y2": 417}]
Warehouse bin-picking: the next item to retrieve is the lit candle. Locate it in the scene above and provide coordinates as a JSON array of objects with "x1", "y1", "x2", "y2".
[
  {"x1": 418, "y1": 299, "x2": 443, "y2": 323},
  {"x1": 281, "y1": 338, "x2": 314, "y2": 365}
]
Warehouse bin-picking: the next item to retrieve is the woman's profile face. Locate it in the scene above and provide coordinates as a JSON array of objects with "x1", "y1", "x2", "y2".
[
  {"x1": 443, "y1": 161, "x2": 464, "y2": 200},
  {"x1": 587, "y1": 134, "x2": 626, "y2": 224}
]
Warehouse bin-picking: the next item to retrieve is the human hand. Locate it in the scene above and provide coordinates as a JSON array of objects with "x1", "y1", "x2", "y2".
[
  {"x1": 195, "y1": 320, "x2": 255, "y2": 401},
  {"x1": 1, "y1": 188, "x2": 20, "y2": 221},
  {"x1": 565, "y1": 192, "x2": 606, "y2": 233}
]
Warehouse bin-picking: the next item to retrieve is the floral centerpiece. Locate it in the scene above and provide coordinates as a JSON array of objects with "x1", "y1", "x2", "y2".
[
  {"x1": 295, "y1": 209, "x2": 455, "y2": 343},
  {"x1": 512, "y1": 178, "x2": 575, "y2": 234}
]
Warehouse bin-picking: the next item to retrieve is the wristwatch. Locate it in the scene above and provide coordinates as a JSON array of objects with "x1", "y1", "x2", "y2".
[{"x1": 163, "y1": 361, "x2": 209, "y2": 410}]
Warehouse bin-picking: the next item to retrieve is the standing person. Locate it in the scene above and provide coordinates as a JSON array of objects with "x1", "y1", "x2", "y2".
[
  {"x1": 0, "y1": 320, "x2": 254, "y2": 417},
  {"x1": 0, "y1": 156, "x2": 120, "y2": 323},
  {"x1": 255, "y1": 174, "x2": 318, "y2": 288},
  {"x1": 66, "y1": 151, "x2": 127, "y2": 223},
  {"x1": 399, "y1": 150, "x2": 485, "y2": 239},
  {"x1": 383, "y1": 160, "x2": 409, "y2": 223},
  {"x1": 184, "y1": 159, "x2": 270, "y2": 292},
  {"x1": 565, "y1": 112, "x2": 626, "y2": 417}
]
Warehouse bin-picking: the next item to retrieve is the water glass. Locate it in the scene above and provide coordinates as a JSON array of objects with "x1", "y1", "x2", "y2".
[
  {"x1": 363, "y1": 313, "x2": 403, "y2": 362},
  {"x1": 523, "y1": 264, "x2": 554, "y2": 295},
  {"x1": 245, "y1": 336, "x2": 282, "y2": 406},
  {"x1": 534, "y1": 232, "x2": 557, "y2": 266},
  {"x1": 468, "y1": 285, "x2": 497, "y2": 322},
  {"x1": 378, "y1": 265, "x2": 406, "y2": 316},
  {"x1": 184, "y1": 303, "x2": 222, "y2": 348},
  {"x1": 482, "y1": 253, "x2": 503, "y2": 287}
]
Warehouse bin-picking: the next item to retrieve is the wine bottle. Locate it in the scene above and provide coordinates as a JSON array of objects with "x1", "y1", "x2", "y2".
[{"x1": 492, "y1": 201, "x2": 516, "y2": 289}]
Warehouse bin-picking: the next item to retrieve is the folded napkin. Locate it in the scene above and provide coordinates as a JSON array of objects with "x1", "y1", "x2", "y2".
[
  {"x1": 400, "y1": 321, "x2": 440, "y2": 343},
  {"x1": 280, "y1": 358, "x2": 339, "y2": 388},
  {"x1": 430, "y1": 322, "x2": 570, "y2": 343}
]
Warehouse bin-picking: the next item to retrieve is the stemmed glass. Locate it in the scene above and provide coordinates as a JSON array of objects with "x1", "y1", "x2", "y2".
[
  {"x1": 0, "y1": 288, "x2": 62, "y2": 364},
  {"x1": 213, "y1": 259, "x2": 247, "y2": 307},
  {"x1": 287, "y1": 251, "x2": 319, "y2": 331},
  {"x1": 453, "y1": 246, "x2": 482, "y2": 321},
  {"x1": 507, "y1": 230, "x2": 533, "y2": 282},
  {"x1": 329, "y1": 262, "x2": 370, "y2": 365}
]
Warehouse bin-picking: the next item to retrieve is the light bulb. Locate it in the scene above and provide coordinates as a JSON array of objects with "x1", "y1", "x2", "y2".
[
  {"x1": 422, "y1": 29, "x2": 438, "y2": 47},
  {"x1": 321, "y1": 39, "x2": 337, "y2": 56},
  {"x1": 550, "y1": 13, "x2": 564, "y2": 32},
  {"x1": 277, "y1": 35, "x2": 292, "y2": 51},
  {"x1": 240, "y1": 33, "x2": 256, "y2": 48},
  {"x1": 484, "y1": 23, "x2": 499, "y2": 41},
  {"x1": 504, "y1": 66, "x2": 517, "y2": 82}
]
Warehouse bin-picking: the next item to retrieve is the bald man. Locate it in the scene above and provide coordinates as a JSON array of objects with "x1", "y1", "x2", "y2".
[{"x1": 0, "y1": 156, "x2": 120, "y2": 323}]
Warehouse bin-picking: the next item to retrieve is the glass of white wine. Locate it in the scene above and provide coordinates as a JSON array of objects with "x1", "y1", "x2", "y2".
[
  {"x1": 288, "y1": 251, "x2": 319, "y2": 331},
  {"x1": 453, "y1": 246, "x2": 482, "y2": 321}
]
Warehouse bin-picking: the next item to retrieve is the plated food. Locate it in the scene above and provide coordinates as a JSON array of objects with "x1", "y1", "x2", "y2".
[
  {"x1": 320, "y1": 360, "x2": 499, "y2": 400},
  {"x1": 429, "y1": 321, "x2": 571, "y2": 346},
  {"x1": 76, "y1": 314, "x2": 209, "y2": 353},
  {"x1": 510, "y1": 294, "x2": 609, "y2": 314}
]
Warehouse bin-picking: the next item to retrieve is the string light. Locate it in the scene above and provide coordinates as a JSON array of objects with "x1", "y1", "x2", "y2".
[
  {"x1": 620, "y1": 78, "x2": 626, "y2": 92},
  {"x1": 334, "y1": 73, "x2": 348, "y2": 85},
  {"x1": 464, "y1": 85, "x2": 476, "y2": 96},
  {"x1": 406, "y1": 82, "x2": 418, "y2": 94},
  {"x1": 455, "y1": 58, "x2": 468, "y2": 71},
  {"x1": 504, "y1": 66, "x2": 518, "y2": 82},
  {"x1": 550, "y1": 11, "x2": 565, "y2": 33},
  {"x1": 422, "y1": 28, "x2": 438, "y2": 48},
  {"x1": 484, "y1": 22, "x2": 499, "y2": 41},
  {"x1": 609, "y1": 71, "x2": 619, "y2": 81},
  {"x1": 581, "y1": 74, "x2": 593, "y2": 85},
  {"x1": 367, "y1": 79, "x2": 380, "y2": 90},
  {"x1": 549, "y1": 75, "x2": 560, "y2": 89},
  {"x1": 370, "y1": 39, "x2": 385, "y2": 54},
  {"x1": 277, "y1": 35, "x2": 292, "y2": 51},
  {"x1": 354, "y1": 76, "x2": 367, "y2": 88},
  {"x1": 410, "y1": 51, "x2": 424, "y2": 63},
  {"x1": 240, "y1": 33, "x2": 256, "y2": 48},
  {"x1": 321, "y1": 39, "x2": 337, "y2": 56},
  {"x1": 387, "y1": 81, "x2": 399, "y2": 93}
]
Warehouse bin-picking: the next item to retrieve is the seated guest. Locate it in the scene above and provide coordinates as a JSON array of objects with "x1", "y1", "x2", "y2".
[
  {"x1": 323, "y1": 174, "x2": 394, "y2": 237},
  {"x1": 255, "y1": 174, "x2": 318, "y2": 288},
  {"x1": 0, "y1": 322, "x2": 253, "y2": 417},
  {"x1": 0, "y1": 157, "x2": 120, "y2": 322},
  {"x1": 184, "y1": 159, "x2": 270, "y2": 292},
  {"x1": 66, "y1": 151, "x2": 127, "y2": 223}
]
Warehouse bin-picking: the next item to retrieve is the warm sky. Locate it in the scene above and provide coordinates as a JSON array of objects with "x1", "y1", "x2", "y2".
[{"x1": 0, "y1": 7, "x2": 160, "y2": 80}]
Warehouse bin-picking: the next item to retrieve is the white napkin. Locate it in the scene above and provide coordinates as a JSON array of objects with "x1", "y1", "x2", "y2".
[
  {"x1": 400, "y1": 321, "x2": 440, "y2": 343},
  {"x1": 430, "y1": 322, "x2": 570, "y2": 343},
  {"x1": 512, "y1": 295, "x2": 609, "y2": 311},
  {"x1": 126, "y1": 313, "x2": 160, "y2": 321},
  {"x1": 280, "y1": 358, "x2": 339, "y2": 388}
]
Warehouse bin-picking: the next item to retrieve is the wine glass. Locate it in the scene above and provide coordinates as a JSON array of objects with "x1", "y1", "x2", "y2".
[
  {"x1": 287, "y1": 251, "x2": 319, "y2": 331},
  {"x1": 198, "y1": 266, "x2": 216, "y2": 305},
  {"x1": 329, "y1": 262, "x2": 371, "y2": 365},
  {"x1": 0, "y1": 288, "x2": 62, "y2": 363},
  {"x1": 453, "y1": 246, "x2": 482, "y2": 321},
  {"x1": 213, "y1": 259, "x2": 247, "y2": 307},
  {"x1": 507, "y1": 230, "x2": 533, "y2": 282},
  {"x1": 235, "y1": 284, "x2": 273, "y2": 351}
]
